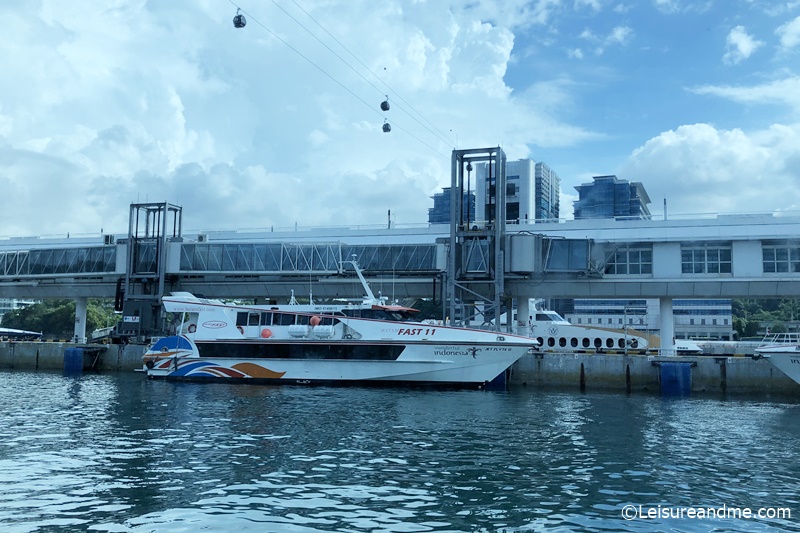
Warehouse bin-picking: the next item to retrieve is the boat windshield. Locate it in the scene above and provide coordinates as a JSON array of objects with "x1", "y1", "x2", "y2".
[
  {"x1": 534, "y1": 311, "x2": 569, "y2": 324},
  {"x1": 341, "y1": 308, "x2": 419, "y2": 322}
]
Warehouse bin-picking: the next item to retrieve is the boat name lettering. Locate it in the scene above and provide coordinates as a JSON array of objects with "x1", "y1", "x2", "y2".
[
  {"x1": 202, "y1": 320, "x2": 228, "y2": 329},
  {"x1": 792, "y1": 358, "x2": 800, "y2": 364},
  {"x1": 171, "y1": 305, "x2": 217, "y2": 312},
  {"x1": 433, "y1": 346, "x2": 481, "y2": 357},
  {"x1": 397, "y1": 328, "x2": 436, "y2": 336}
]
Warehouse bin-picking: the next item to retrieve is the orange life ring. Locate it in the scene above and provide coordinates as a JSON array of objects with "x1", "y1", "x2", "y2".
[
  {"x1": 187, "y1": 324, "x2": 196, "y2": 333},
  {"x1": 237, "y1": 325, "x2": 244, "y2": 335}
]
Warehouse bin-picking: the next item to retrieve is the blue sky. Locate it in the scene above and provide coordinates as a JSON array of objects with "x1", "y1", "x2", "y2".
[{"x1": 1, "y1": 0, "x2": 799, "y2": 236}]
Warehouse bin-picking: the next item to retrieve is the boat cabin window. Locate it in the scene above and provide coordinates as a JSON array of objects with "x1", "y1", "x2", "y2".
[
  {"x1": 237, "y1": 311, "x2": 274, "y2": 326},
  {"x1": 341, "y1": 309, "x2": 417, "y2": 321},
  {"x1": 273, "y1": 312, "x2": 296, "y2": 326},
  {"x1": 236, "y1": 311, "x2": 268, "y2": 326}
]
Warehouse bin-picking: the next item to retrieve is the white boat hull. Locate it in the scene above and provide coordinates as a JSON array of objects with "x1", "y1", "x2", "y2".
[
  {"x1": 144, "y1": 336, "x2": 530, "y2": 386},
  {"x1": 756, "y1": 344, "x2": 800, "y2": 385}
]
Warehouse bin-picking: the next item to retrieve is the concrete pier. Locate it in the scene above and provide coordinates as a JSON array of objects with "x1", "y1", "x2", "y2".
[
  {"x1": 0, "y1": 341, "x2": 147, "y2": 372},
  {"x1": 1, "y1": 341, "x2": 798, "y2": 395},
  {"x1": 511, "y1": 352, "x2": 799, "y2": 394}
]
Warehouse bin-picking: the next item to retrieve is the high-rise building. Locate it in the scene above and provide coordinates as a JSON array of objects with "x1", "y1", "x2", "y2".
[
  {"x1": 573, "y1": 175, "x2": 651, "y2": 219},
  {"x1": 535, "y1": 162, "x2": 560, "y2": 221},
  {"x1": 428, "y1": 188, "x2": 476, "y2": 225},
  {"x1": 472, "y1": 158, "x2": 560, "y2": 224}
]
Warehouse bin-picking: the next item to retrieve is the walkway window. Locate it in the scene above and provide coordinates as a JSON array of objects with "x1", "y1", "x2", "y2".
[
  {"x1": 681, "y1": 243, "x2": 732, "y2": 274},
  {"x1": 763, "y1": 244, "x2": 800, "y2": 273},
  {"x1": 605, "y1": 245, "x2": 652, "y2": 275}
]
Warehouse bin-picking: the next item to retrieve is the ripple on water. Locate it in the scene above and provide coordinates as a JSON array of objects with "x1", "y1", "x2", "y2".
[{"x1": 2, "y1": 372, "x2": 800, "y2": 532}]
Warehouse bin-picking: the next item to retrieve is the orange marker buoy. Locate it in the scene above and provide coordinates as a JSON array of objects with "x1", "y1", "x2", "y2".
[
  {"x1": 310, "y1": 316, "x2": 321, "y2": 327},
  {"x1": 261, "y1": 328, "x2": 272, "y2": 338}
]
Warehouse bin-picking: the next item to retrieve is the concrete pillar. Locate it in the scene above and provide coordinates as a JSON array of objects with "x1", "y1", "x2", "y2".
[
  {"x1": 659, "y1": 297, "x2": 674, "y2": 356},
  {"x1": 74, "y1": 297, "x2": 87, "y2": 344},
  {"x1": 517, "y1": 298, "x2": 531, "y2": 335}
]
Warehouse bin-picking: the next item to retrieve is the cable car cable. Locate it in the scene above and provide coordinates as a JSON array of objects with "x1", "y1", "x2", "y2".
[
  {"x1": 282, "y1": 0, "x2": 457, "y2": 147},
  {"x1": 228, "y1": 2, "x2": 448, "y2": 158}
]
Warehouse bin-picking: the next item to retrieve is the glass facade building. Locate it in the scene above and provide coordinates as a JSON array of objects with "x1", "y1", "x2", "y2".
[
  {"x1": 573, "y1": 175, "x2": 651, "y2": 219},
  {"x1": 428, "y1": 188, "x2": 476, "y2": 225}
]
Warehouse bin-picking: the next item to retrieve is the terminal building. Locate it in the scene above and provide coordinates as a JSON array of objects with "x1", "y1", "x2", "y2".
[
  {"x1": 429, "y1": 168, "x2": 734, "y2": 340},
  {"x1": 563, "y1": 175, "x2": 734, "y2": 340}
]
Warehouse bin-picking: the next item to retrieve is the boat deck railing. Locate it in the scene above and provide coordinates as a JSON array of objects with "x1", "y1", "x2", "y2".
[{"x1": 758, "y1": 332, "x2": 800, "y2": 348}]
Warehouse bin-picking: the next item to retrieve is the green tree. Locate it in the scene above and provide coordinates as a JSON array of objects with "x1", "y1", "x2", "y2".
[{"x1": 1, "y1": 299, "x2": 118, "y2": 337}]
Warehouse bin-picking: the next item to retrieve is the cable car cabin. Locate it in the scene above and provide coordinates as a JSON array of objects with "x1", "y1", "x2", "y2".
[
  {"x1": 382, "y1": 122, "x2": 391, "y2": 133},
  {"x1": 380, "y1": 99, "x2": 390, "y2": 111},
  {"x1": 233, "y1": 13, "x2": 246, "y2": 28}
]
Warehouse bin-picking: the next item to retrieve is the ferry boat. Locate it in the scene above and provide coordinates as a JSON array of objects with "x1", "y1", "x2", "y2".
[
  {"x1": 755, "y1": 333, "x2": 800, "y2": 386},
  {"x1": 142, "y1": 263, "x2": 537, "y2": 387}
]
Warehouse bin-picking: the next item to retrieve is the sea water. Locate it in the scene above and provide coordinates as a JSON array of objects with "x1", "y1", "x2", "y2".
[{"x1": 1, "y1": 370, "x2": 799, "y2": 532}]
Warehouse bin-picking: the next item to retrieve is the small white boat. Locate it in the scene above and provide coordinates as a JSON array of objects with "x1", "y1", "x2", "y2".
[
  {"x1": 143, "y1": 262, "x2": 537, "y2": 387},
  {"x1": 522, "y1": 306, "x2": 652, "y2": 353},
  {"x1": 490, "y1": 302, "x2": 707, "y2": 355},
  {"x1": 755, "y1": 333, "x2": 800, "y2": 386}
]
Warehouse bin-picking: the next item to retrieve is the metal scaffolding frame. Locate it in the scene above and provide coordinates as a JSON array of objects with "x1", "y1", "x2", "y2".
[{"x1": 447, "y1": 147, "x2": 508, "y2": 328}]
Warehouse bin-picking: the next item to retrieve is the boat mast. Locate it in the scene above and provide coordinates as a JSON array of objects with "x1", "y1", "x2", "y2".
[{"x1": 344, "y1": 259, "x2": 377, "y2": 303}]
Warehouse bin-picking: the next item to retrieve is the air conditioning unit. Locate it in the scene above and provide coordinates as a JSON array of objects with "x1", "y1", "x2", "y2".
[
  {"x1": 197, "y1": 234, "x2": 208, "y2": 242},
  {"x1": 103, "y1": 234, "x2": 116, "y2": 245}
]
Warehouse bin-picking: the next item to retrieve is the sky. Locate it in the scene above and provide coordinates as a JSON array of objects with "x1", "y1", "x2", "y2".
[{"x1": 1, "y1": 0, "x2": 799, "y2": 237}]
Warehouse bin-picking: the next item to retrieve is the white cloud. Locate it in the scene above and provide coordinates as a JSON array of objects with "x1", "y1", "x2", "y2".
[
  {"x1": 690, "y1": 76, "x2": 800, "y2": 114},
  {"x1": 0, "y1": 0, "x2": 595, "y2": 237},
  {"x1": 621, "y1": 123, "x2": 800, "y2": 216},
  {"x1": 652, "y1": 0, "x2": 712, "y2": 14},
  {"x1": 578, "y1": 25, "x2": 633, "y2": 54},
  {"x1": 764, "y1": 1, "x2": 800, "y2": 17},
  {"x1": 574, "y1": 0, "x2": 604, "y2": 11},
  {"x1": 568, "y1": 48, "x2": 585, "y2": 59},
  {"x1": 776, "y1": 15, "x2": 800, "y2": 51},
  {"x1": 608, "y1": 26, "x2": 634, "y2": 45},
  {"x1": 723, "y1": 26, "x2": 764, "y2": 65},
  {"x1": 653, "y1": 0, "x2": 681, "y2": 13}
]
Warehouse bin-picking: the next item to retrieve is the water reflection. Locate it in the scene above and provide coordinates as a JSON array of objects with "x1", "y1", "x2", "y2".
[{"x1": 1, "y1": 371, "x2": 799, "y2": 532}]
